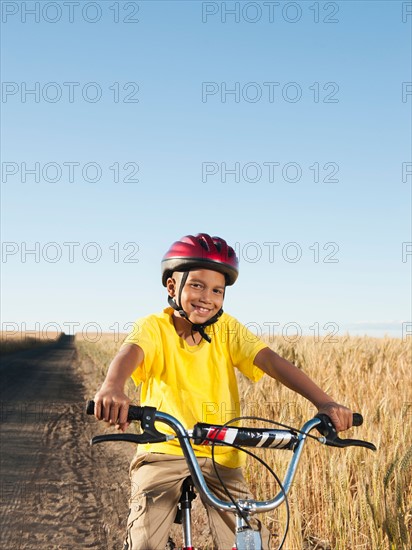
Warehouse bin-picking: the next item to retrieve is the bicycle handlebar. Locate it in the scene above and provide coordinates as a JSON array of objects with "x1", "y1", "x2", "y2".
[
  {"x1": 86, "y1": 400, "x2": 376, "y2": 514},
  {"x1": 86, "y1": 400, "x2": 374, "y2": 450},
  {"x1": 86, "y1": 401, "x2": 376, "y2": 514}
]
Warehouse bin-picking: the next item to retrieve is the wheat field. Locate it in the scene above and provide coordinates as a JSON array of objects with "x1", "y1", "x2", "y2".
[{"x1": 76, "y1": 333, "x2": 412, "y2": 550}]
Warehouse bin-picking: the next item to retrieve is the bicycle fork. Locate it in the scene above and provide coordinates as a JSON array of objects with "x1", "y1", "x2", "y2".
[{"x1": 234, "y1": 506, "x2": 262, "y2": 550}]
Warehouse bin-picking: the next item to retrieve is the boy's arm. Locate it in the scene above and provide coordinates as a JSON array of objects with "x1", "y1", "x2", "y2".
[
  {"x1": 93, "y1": 343, "x2": 143, "y2": 432},
  {"x1": 254, "y1": 347, "x2": 353, "y2": 432}
]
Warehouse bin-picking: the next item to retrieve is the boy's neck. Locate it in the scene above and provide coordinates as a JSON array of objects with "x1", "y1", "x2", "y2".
[{"x1": 171, "y1": 312, "x2": 202, "y2": 346}]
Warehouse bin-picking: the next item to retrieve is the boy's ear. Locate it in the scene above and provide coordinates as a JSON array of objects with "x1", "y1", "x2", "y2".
[{"x1": 166, "y1": 277, "x2": 176, "y2": 297}]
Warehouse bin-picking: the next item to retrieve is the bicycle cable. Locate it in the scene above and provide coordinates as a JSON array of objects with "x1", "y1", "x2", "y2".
[
  {"x1": 208, "y1": 416, "x2": 293, "y2": 550},
  {"x1": 228, "y1": 415, "x2": 324, "y2": 442}
]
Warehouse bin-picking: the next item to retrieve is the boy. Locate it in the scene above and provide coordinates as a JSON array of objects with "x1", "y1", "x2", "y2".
[{"x1": 94, "y1": 233, "x2": 353, "y2": 549}]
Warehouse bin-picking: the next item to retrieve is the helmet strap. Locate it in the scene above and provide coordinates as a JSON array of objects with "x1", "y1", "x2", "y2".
[
  {"x1": 190, "y1": 310, "x2": 224, "y2": 343},
  {"x1": 177, "y1": 271, "x2": 189, "y2": 313}
]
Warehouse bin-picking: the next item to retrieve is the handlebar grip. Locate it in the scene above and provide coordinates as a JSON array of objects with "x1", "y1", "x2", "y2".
[
  {"x1": 352, "y1": 413, "x2": 363, "y2": 427},
  {"x1": 85, "y1": 400, "x2": 145, "y2": 422},
  {"x1": 315, "y1": 412, "x2": 376, "y2": 451}
]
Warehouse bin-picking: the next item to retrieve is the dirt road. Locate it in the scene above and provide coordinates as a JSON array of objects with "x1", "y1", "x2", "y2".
[{"x1": 0, "y1": 336, "x2": 134, "y2": 550}]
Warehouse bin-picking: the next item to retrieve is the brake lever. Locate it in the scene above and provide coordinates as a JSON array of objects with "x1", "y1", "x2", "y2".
[
  {"x1": 89, "y1": 405, "x2": 173, "y2": 446},
  {"x1": 315, "y1": 414, "x2": 377, "y2": 452},
  {"x1": 91, "y1": 432, "x2": 172, "y2": 445}
]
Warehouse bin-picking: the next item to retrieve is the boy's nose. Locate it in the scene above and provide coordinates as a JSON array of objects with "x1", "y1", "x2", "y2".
[{"x1": 199, "y1": 289, "x2": 213, "y2": 302}]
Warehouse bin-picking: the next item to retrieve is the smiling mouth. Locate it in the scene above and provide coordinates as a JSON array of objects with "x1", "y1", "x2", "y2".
[{"x1": 192, "y1": 305, "x2": 211, "y2": 314}]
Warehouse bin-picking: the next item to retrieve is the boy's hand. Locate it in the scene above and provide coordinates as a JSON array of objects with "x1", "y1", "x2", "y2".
[
  {"x1": 317, "y1": 402, "x2": 353, "y2": 432},
  {"x1": 93, "y1": 385, "x2": 131, "y2": 432}
]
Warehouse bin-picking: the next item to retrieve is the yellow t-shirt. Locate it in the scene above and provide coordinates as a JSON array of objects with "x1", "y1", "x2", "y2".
[{"x1": 122, "y1": 307, "x2": 268, "y2": 468}]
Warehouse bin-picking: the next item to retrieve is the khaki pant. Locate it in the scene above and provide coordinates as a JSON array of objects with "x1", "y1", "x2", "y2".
[{"x1": 123, "y1": 452, "x2": 270, "y2": 550}]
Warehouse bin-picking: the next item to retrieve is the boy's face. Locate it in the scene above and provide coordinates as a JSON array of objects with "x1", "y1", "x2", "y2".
[{"x1": 168, "y1": 269, "x2": 225, "y2": 324}]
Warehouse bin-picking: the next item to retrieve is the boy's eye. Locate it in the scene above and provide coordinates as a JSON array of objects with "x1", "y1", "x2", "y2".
[{"x1": 189, "y1": 283, "x2": 223, "y2": 294}]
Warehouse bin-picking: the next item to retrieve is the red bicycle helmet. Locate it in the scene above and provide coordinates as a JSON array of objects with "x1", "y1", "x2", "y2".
[{"x1": 161, "y1": 233, "x2": 239, "y2": 287}]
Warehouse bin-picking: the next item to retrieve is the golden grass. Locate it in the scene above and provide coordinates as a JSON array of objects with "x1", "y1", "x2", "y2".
[
  {"x1": 75, "y1": 332, "x2": 137, "y2": 399},
  {"x1": 75, "y1": 333, "x2": 412, "y2": 549},
  {"x1": 0, "y1": 331, "x2": 61, "y2": 355}
]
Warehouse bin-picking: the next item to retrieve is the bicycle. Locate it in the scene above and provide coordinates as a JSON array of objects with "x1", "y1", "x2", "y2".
[{"x1": 86, "y1": 400, "x2": 376, "y2": 550}]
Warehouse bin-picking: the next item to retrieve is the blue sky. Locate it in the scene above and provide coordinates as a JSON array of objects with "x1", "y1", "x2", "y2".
[{"x1": 1, "y1": 0, "x2": 411, "y2": 340}]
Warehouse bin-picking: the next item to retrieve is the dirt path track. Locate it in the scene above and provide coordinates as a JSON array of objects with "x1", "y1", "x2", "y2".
[{"x1": 0, "y1": 336, "x2": 133, "y2": 550}]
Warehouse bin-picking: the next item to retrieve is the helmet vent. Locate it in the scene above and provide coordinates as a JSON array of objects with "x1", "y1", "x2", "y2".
[{"x1": 199, "y1": 237, "x2": 209, "y2": 251}]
